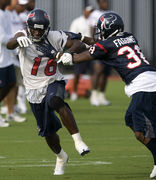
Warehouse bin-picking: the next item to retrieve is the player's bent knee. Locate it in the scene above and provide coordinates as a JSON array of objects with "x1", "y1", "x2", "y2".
[
  {"x1": 7, "y1": 82, "x2": 16, "y2": 89},
  {"x1": 50, "y1": 96, "x2": 65, "y2": 113},
  {"x1": 135, "y1": 132, "x2": 145, "y2": 143}
]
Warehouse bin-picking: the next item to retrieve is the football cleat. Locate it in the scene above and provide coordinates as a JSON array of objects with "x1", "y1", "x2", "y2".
[
  {"x1": 14, "y1": 104, "x2": 27, "y2": 114},
  {"x1": 6, "y1": 113, "x2": 26, "y2": 123},
  {"x1": 0, "y1": 120, "x2": 9, "y2": 127},
  {"x1": 70, "y1": 92, "x2": 78, "y2": 101},
  {"x1": 0, "y1": 106, "x2": 8, "y2": 114},
  {"x1": 150, "y1": 165, "x2": 156, "y2": 178},
  {"x1": 54, "y1": 152, "x2": 68, "y2": 175},
  {"x1": 90, "y1": 96, "x2": 99, "y2": 106},
  {"x1": 0, "y1": 115, "x2": 9, "y2": 127},
  {"x1": 98, "y1": 92, "x2": 111, "y2": 106},
  {"x1": 75, "y1": 141, "x2": 90, "y2": 156}
]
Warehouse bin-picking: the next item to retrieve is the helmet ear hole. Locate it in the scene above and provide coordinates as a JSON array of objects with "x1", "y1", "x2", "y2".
[
  {"x1": 97, "y1": 12, "x2": 124, "y2": 39},
  {"x1": 26, "y1": 9, "x2": 50, "y2": 42}
]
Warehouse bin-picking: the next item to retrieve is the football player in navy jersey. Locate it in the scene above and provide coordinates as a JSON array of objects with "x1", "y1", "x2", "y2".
[{"x1": 58, "y1": 12, "x2": 156, "y2": 178}]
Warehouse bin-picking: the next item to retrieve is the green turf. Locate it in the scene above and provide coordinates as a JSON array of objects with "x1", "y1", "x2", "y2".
[{"x1": 0, "y1": 80, "x2": 153, "y2": 180}]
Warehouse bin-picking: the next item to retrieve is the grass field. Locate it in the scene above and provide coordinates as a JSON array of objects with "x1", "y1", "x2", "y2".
[{"x1": 0, "y1": 80, "x2": 153, "y2": 180}]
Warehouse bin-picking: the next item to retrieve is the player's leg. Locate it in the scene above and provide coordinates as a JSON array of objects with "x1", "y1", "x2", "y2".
[
  {"x1": 29, "y1": 101, "x2": 68, "y2": 175},
  {"x1": 0, "y1": 65, "x2": 16, "y2": 102},
  {"x1": 70, "y1": 73, "x2": 79, "y2": 101},
  {"x1": 70, "y1": 62, "x2": 88, "y2": 101},
  {"x1": 144, "y1": 92, "x2": 156, "y2": 178},
  {"x1": 0, "y1": 65, "x2": 16, "y2": 127},
  {"x1": 48, "y1": 81, "x2": 90, "y2": 156},
  {"x1": 98, "y1": 64, "x2": 111, "y2": 105},
  {"x1": 15, "y1": 66, "x2": 27, "y2": 114},
  {"x1": 3, "y1": 65, "x2": 26, "y2": 123},
  {"x1": 90, "y1": 61, "x2": 102, "y2": 106},
  {"x1": 45, "y1": 133, "x2": 68, "y2": 175},
  {"x1": 5, "y1": 85, "x2": 26, "y2": 123},
  {"x1": 130, "y1": 128, "x2": 156, "y2": 178},
  {"x1": 0, "y1": 83, "x2": 15, "y2": 102},
  {"x1": 134, "y1": 132, "x2": 156, "y2": 178},
  {"x1": 125, "y1": 92, "x2": 156, "y2": 178}
]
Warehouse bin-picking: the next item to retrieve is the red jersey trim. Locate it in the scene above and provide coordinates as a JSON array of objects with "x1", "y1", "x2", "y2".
[{"x1": 95, "y1": 42, "x2": 108, "y2": 53}]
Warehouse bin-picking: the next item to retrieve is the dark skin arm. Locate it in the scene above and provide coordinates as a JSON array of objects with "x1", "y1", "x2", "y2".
[
  {"x1": 57, "y1": 35, "x2": 95, "y2": 63},
  {"x1": 82, "y1": 36, "x2": 96, "y2": 45},
  {"x1": 82, "y1": 25, "x2": 96, "y2": 45},
  {"x1": 73, "y1": 50, "x2": 94, "y2": 63},
  {"x1": 64, "y1": 36, "x2": 95, "y2": 63},
  {"x1": 7, "y1": 32, "x2": 25, "y2": 50},
  {"x1": 57, "y1": 38, "x2": 87, "y2": 59},
  {"x1": 65, "y1": 38, "x2": 86, "y2": 53}
]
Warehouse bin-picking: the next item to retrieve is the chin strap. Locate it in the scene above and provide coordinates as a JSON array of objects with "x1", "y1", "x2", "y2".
[{"x1": 107, "y1": 29, "x2": 120, "y2": 39}]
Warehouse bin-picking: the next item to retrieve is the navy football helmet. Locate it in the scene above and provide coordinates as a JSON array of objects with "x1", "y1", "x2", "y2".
[
  {"x1": 26, "y1": 9, "x2": 50, "y2": 42},
  {"x1": 96, "y1": 12, "x2": 124, "y2": 40}
]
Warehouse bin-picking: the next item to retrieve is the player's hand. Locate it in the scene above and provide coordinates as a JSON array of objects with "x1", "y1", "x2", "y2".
[
  {"x1": 36, "y1": 42, "x2": 57, "y2": 59},
  {"x1": 64, "y1": 32, "x2": 82, "y2": 40},
  {"x1": 17, "y1": 36, "x2": 32, "y2": 47},
  {"x1": 57, "y1": 53, "x2": 73, "y2": 65}
]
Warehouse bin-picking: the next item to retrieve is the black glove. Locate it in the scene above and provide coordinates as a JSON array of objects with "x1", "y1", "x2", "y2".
[
  {"x1": 64, "y1": 31, "x2": 82, "y2": 40},
  {"x1": 36, "y1": 41, "x2": 57, "y2": 59}
]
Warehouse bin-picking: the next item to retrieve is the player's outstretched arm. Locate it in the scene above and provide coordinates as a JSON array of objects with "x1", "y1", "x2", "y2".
[
  {"x1": 57, "y1": 36, "x2": 94, "y2": 65},
  {"x1": 73, "y1": 51, "x2": 94, "y2": 63},
  {"x1": 7, "y1": 32, "x2": 32, "y2": 50},
  {"x1": 57, "y1": 50, "x2": 94, "y2": 65},
  {"x1": 65, "y1": 38, "x2": 86, "y2": 54},
  {"x1": 64, "y1": 31, "x2": 96, "y2": 45},
  {"x1": 82, "y1": 36, "x2": 96, "y2": 45}
]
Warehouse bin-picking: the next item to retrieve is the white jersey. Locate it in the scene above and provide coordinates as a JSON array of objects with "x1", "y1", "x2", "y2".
[
  {"x1": 18, "y1": 30, "x2": 68, "y2": 103},
  {"x1": 125, "y1": 71, "x2": 156, "y2": 97},
  {"x1": 69, "y1": 16, "x2": 91, "y2": 37},
  {"x1": 0, "y1": 10, "x2": 13, "y2": 68}
]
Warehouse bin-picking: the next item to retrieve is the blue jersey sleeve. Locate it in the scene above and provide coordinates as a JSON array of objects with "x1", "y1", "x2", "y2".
[{"x1": 89, "y1": 41, "x2": 108, "y2": 60}]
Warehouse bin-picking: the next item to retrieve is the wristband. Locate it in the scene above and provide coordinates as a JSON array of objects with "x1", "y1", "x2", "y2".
[
  {"x1": 56, "y1": 52, "x2": 61, "y2": 59},
  {"x1": 80, "y1": 35, "x2": 85, "y2": 42}
]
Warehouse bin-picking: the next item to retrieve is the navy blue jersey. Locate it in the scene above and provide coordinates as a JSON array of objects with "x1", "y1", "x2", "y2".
[{"x1": 89, "y1": 32, "x2": 156, "y2": 84}]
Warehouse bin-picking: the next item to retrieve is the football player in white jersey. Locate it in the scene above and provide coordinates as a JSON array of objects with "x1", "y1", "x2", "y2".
[{"x1": 7, "y1": 9, "x2": 90, "y2": 175}]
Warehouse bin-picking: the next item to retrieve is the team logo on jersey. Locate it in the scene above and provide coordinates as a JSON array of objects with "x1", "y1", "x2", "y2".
[{"x1": 100, "y1": 15, "x2": 117, "y2": 30}]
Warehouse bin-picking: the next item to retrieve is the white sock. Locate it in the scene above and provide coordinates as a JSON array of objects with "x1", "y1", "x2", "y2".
[
  {"x1": 91, "y1": 90, "x2": 98, "y2": 96},
  {"x1": 72, "y1": 132, "x2": 82, "y2": 144},
  {"x1": 56, "y1": 149, "x2": 66, "y2": 159},
  {"x1": 98, "y1": 92, "x2": 106, "y2": 98}
]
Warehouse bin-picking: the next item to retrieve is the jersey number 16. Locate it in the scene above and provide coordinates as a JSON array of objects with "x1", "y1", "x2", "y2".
[{"x1": 31, "y1": 57, "x2": 57, "y2": 76}]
